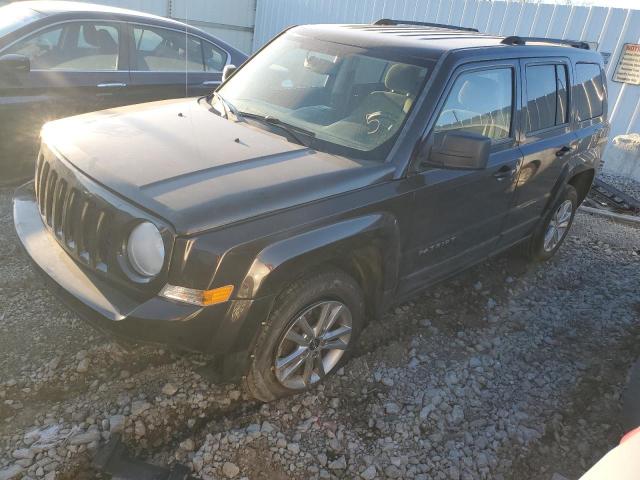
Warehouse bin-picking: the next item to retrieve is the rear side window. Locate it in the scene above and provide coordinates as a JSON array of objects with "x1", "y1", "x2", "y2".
[
  {"x1": 433, "y1": 67, "x2": 513, "y2": 141},
  {"x1": 574, "y1": 63, "x2": 605, "y2": 121},
  {"x1": 133, "y1": 25, "x2": 203, "y2": 72},
  {"x1": 525, "y1": 64, "x2": 569, "y2": 132}
]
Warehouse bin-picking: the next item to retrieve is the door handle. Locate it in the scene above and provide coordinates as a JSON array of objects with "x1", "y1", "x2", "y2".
[
  {"x1": 493, "y1": 165, "x2": 517, "y2": 181},
  {"x1": 201, "y1": 81, "x2": 220, "y2": 86},
  {"x1": 96, "y1": 82, "x2": 127, "y2": 88},
  {"x1": 555, "y1": 145, "x2": 573, "y2": 157}
]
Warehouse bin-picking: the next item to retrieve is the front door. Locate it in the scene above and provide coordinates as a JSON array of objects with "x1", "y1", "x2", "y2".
[
  {"x1": 399, "y1": 60, "x2": 522, "y2": 296},
  {"x1": 0, "y1": 20, "x2": 129, "y2": 181}
]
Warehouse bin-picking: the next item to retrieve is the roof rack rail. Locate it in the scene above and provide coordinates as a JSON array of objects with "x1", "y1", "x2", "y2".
[
  {"x1": 374, "y1": 18, "x2": 479, "y2": 32},
  {"x1": 501, "y1": 35, "x2": 591, "y2": 50}
]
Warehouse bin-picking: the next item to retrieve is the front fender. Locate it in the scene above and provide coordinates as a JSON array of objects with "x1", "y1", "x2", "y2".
[{"x1": 237, "y1": 212, "x2": 401, "y2": 300}]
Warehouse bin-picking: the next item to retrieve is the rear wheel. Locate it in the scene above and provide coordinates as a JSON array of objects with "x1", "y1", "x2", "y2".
[
  {"x1": 526, "y1": 184, "x2": 578, "y2": 261},
  {"x1": 244, "y1": 269, "x2": 364, "y2": 402}
]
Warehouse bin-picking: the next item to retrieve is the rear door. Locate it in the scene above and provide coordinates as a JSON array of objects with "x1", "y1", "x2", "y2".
[
  {"x1": 127, "y1": 23, "x2": 228, "y2": 103},
  {"x1": 399, "y1": 60, "x2": 523, "y2": 296},
  {"x1": 499, "y1": 58, "x2": 578, "y2": 246},
  {"x1": 0, "y1": 20, "x2": 129, "y2": 179}
]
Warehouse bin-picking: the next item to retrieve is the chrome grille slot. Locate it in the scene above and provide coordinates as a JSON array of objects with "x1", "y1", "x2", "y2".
[{"x1": 44, "y1": 169, "x2": 58, "y2": 226}]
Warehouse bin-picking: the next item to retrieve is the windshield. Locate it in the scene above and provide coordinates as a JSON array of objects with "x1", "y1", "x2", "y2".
[
  {"x1": 216, "y1": 33, "x2": 431, "y2": 161},
  {"x1": 0, "y1": 4, "x2": 45, "y2": 38}
]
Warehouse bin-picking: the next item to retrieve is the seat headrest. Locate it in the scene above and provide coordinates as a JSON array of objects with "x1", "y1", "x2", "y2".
[
  {"x1": 458, "y1": 76, "x2": 499, "y2": 111},
  {"x1": 83, "y1": 24, "x2": 99, "y2": 47},
  {"x1": 384, "y1": 64, "x2": 421, "y2": 96}
]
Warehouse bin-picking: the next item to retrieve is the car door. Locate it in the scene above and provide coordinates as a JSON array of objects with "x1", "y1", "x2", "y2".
[
  {"x1": 0, "y1": 20, "x2": 129, "y2": 181},
  {"x1": 498, "y1": 58, "x2": 578, "y2": 247},
  {"x1": 399, "y1": 60, "x2": 522, "y2": 296},
  {"x1": 127, "y1": 23, "x2": 228, "y2": 103}
]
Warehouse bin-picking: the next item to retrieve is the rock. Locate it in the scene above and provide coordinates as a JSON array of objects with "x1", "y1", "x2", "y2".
[
  {"x1": 550, "y1": 474, "x2": 570, "y2": 480},
  {"x1": 287, "y1": 443, "x2": 300, "y2": 454},
  {"x1": 23, "y1": 429, "x2": 40, "y2": 446},
  {"x1": 451, "y1": 405, "x2": 464, "y2": 425},
  {"x1": 11, "y1": 448, "x2": 34, "y2": 460},
  {"x1": 381, "y1": 377, "x2": 394, "y2": 387},
  {"x1": 419, "y1": 405, "x2": 433, "y2": 420},
  {"x1": 385, "y1": 402, "x2": 400, "y2": 415},
  {"x1": 76, "y1": 358, "x2": 90, "y2": 373},
  {"x1": 261, "y1": 421, "x2": 275, "y2": 434},
  {"x1": 161, "y1": 383, "x2": 178, "y2": 396},
  {"x1": 69, "y1": 431, "x2": 101, "y2": 445},
  {"x1": 180, "y1": 438, "x2": 196, "y2": 451},
  {"x1": 222, "y1": 461, "x2": 240, "y2": 478},
  {"x1": 134, "y1": 420, "x2": 146, "y2": 437},
  {"x1": 131, "y1": 401, "x2": 151, "y2": 416},
  {"x1": 328, "y1": 456, "x2": 346, "y2": 470},
  {"x1": 361, "y1": 465, "x2": 377, "y2": 479},
  {"x1": 0, "y1": 465, "x2": 24, "y2": 480},
  {"x1": 109, "y1": 415, "x2": 125, "y2": 434}
]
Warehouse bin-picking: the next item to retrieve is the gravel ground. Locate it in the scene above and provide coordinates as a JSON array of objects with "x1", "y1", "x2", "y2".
[{"x1": 1, "y1": 185, "x2": 639, "y2": 480}]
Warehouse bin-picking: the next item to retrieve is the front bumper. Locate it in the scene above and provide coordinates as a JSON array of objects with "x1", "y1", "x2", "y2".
[{"x1": 13, "y1": 183, "x2": 274, "y2": 357}]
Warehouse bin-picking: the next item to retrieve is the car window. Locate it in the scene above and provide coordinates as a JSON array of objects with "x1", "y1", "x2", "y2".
[
  {"x1": 574, "y1": 63, "x2": 605, "y2": 121},
  {"x1": 133, "y1": 25, "x2": 204, "y2": 72},
  {"x1": 525, "y1": 64, "x2": 569, "y2": 132},
  {"x1": 6, "y1": 22, "x2": 120, "y2": 71},
  {"x1": 218, "y1": 34, "x2": 431, "y2": 161},
  {"x1": 202, "y1": 40, "x2": 227, "y2": 72},
  {"x1": 433, "y1": 68, "x2": 513, "y2": 142}
]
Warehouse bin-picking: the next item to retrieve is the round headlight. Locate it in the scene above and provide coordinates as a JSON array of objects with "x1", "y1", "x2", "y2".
[{"x1": 127, "y1": 222, "x2": 165, "y2": 277}]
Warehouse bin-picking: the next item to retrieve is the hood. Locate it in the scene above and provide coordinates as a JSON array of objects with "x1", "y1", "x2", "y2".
[{"x1": 41, "y1": 99, "x2": 396, "y2": 235}]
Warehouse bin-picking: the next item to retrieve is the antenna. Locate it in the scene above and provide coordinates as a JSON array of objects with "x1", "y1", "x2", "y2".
[{"x1": 185, "y1": 1, "x2": 188, "y2": 98}]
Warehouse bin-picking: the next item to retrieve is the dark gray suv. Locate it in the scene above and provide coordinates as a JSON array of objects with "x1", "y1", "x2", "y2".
[{"x1": 14, "y1": 20, "x2": 608, "y2": 401}]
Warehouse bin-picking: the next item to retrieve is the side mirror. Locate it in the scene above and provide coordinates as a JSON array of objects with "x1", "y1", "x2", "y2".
[
  {"x1": 426, "y1": 131, "x2": 490, "y2": 170},
  {"x1": 0, "y1": 54, "x2": 31, "y2": 74},
  {"x1": 222, "y1": 64, "x2": 236, "y2": 82}
]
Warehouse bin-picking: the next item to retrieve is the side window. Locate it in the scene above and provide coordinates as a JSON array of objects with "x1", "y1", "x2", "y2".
[
  {"x1": 433, "y1": 68, "x2": 513, "y2": 141},
  {"x1": 202, "y1": 40, "x2": 227, "y2": 72},
  {"x1": 133, "y1": 25, "x2": 204, "y2": 72},
  {"x1": 574, "y1": 63, "x2": 605, "y2": 121},
  {"x1": 525, "y1": 64, "x2": 569, "y2": 132},
  {"x1": 6, "y1": 22, "x2": 120, "y2": 71}
]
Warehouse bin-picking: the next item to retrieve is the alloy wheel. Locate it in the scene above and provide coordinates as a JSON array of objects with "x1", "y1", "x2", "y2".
[
  {"x1": 274, "y1": 300, "x2": 352, "y2": 390},
  {"x1": 543, "y1": 199, "x2": 573, "y2": 252}
]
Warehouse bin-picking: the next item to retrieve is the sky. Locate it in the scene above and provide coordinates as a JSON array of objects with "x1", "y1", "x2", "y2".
[{"x1": 547, "y1": 0, "x2": 640, "y2": 8}]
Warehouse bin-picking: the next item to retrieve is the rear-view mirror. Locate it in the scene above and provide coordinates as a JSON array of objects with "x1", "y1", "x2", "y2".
[
  {"x1": 0, "y1": 54, "x2": 30, "y2": 74},
  {"x1": 222, "y1": 64, "x2": 237, "y2": 82},
  {"x1": 425, "y1": 131, "x2": 490, "y2": 170}
]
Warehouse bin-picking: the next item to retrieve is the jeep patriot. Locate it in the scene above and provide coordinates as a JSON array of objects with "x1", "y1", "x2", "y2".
[{"x1": 13, "y1": 20, "x2": 609, "y2": 401}]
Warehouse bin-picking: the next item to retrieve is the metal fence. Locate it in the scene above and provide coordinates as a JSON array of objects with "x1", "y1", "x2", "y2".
[{"x1": 252, "y1": 0, "x2": 640, "y2": 140}]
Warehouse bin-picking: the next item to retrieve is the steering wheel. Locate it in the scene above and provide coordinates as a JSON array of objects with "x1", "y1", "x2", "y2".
[{"x1": 365, "y1": 111, "x2": 396, "y2": 135}]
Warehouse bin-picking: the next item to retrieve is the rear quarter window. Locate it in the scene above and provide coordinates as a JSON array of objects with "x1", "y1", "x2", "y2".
[{"x1": 574, "y1": 63, "x2": 605, "y2": 121}]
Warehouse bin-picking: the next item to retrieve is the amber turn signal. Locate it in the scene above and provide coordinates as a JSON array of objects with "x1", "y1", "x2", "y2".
[{"x1": 160, "y1": 284, "x2": 234, "y2": 306}]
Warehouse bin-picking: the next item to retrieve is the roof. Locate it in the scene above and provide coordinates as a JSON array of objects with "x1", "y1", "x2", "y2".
[
  {"x1": 293, "y1": 23, "x2": 600, "y2": 62},
  {"x1": 17, "y1": 1, "x2": 178, "y2": 23}
]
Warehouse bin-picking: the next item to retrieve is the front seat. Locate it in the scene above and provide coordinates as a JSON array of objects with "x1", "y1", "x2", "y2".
[{"x1": 324, "y1": 64, "x2": 422, "y2": 147}]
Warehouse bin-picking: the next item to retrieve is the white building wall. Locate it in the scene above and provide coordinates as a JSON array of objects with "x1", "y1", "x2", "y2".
[{"x1": 252, "y1": 0, "x2": 640, "y2": 140}]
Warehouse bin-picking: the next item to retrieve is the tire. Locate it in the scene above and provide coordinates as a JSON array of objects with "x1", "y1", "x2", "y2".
[
  {"x1": 525, "y1": 184, "x2": 578, "y2": 262},
  {"x1": 243, "y1": 268, "x2": 364, "y2": 402}
]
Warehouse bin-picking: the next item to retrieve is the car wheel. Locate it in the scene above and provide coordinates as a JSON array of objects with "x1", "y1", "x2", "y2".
[
  {"x1": 526, "y1": 184, "x2": 578, "y2": 261},
  {"x1": 244, "y1": 268, "x2": 364, "y2": 402}
]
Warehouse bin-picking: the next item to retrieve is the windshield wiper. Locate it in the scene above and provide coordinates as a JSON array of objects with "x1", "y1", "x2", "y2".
[
  {"x1": 239, "y1": 112, "x2": 315, "y2": 147},
  {"x1": 209, "y1": 91, "x2": 243, "y2": 122}
]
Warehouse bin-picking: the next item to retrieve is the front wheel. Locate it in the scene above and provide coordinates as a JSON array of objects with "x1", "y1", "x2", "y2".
[
  {"x1": 526, "y1": 184, "x2": 578, "y2": 261},
  {"x1": 243, "y1": 269, "x2": 364, "y2": 402}
]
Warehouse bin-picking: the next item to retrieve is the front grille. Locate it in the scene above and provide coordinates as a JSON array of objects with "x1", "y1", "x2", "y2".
[{"x1": 35, "y1": 154, "x2": 112, "y2": 273}]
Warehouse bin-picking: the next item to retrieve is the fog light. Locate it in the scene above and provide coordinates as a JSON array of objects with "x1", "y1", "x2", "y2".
[{"x1": 160, "y1": 284, "x2": 234, "y2": 306}]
